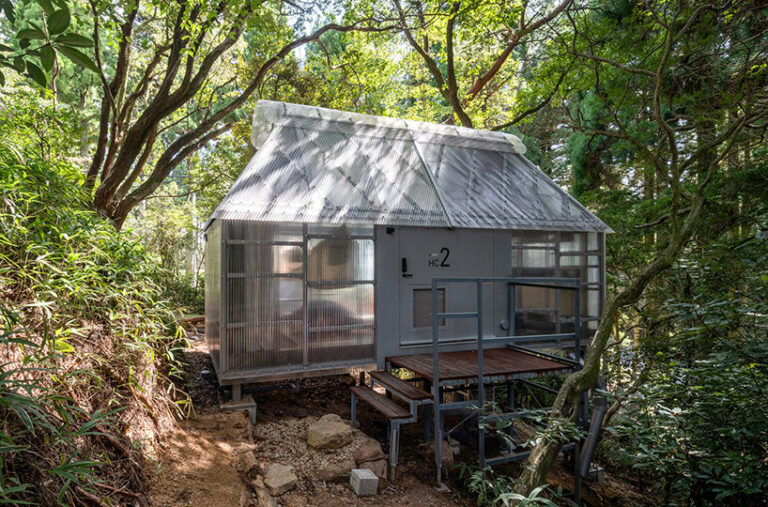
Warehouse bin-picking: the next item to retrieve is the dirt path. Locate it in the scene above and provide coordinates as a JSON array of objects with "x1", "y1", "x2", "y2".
[
  {"x1": 150, "y1": 411, "x2": 252, "y2": 506},
  {"x1": 150, "y1": 339, "x2": 470, "y2": 506}
]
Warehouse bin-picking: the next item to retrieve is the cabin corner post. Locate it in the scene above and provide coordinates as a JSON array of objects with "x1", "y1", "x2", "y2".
[{"x1": 220, "y1": 220, "x2": 227, "y2": 381}]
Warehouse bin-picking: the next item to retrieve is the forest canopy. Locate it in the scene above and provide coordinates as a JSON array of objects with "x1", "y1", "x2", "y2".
[{"x1": 1, "y1": 0, "x2": 767, "y2": 504}]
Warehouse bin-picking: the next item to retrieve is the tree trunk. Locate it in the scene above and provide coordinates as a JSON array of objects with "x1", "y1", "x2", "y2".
[{"x1": 512, "y1": 195, "x2": 705, "y2": 497}]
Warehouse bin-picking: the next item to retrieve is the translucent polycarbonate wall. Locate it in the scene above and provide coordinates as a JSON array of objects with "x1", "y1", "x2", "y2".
[
  {"x1": 306, "y1": 224, "x2": 375, "y2": 364},
  {"x1": 223, "y1": 221, "x2": 304, "y2": 374},
  {"x1": 204, "y1": 220, "x2": 221, "y2": 369},
  {"x1": 509, "y1": 230, "x2": 604, "y2": 339},
  {"x1": 218, "y1": 220, "x2": 375, "y2": 380}
]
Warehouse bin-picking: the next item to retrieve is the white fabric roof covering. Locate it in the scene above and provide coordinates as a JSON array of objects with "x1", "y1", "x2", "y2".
[{"x1": 209, "y1": 100, "x2": 611, "y2": 232}]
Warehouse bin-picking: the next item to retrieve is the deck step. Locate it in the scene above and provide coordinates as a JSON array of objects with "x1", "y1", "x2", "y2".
[
  {"x1": 350, "y1": 385, "x2": 412, "y2": 420},
  {"x1": 369, "y1": 371, "x2": 432, "y2": 401}
]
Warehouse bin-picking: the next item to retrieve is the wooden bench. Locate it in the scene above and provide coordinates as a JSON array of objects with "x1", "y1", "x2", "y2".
[
  {"x1": 369, "y1": 370, "x2": 432, "y2": 401},
  {"x1": 349, "y1": 384, "x2": 420, "y2": 480},
  {"x1": 350, "y1": 385, "x2": 411, "y2": 420}
]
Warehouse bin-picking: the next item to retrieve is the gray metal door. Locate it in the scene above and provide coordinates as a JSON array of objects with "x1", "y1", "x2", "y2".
[{"x1": 398, "y1": 228, "x2": 494, "y2": 346}]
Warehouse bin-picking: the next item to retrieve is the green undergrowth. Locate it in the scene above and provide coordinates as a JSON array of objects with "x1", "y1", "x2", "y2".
[{"x1": 0, "y1": 151, "x2": 190, "y2": 504}]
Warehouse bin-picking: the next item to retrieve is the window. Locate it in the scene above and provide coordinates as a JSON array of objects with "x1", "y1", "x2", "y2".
[
  {"x1": 306, "y1": 224, "x2": 375, "y2": 363},
  {"x1": 509, "y1": 230, "x2": 604, "y2": 338},
  {"x1": 413, "y1": 288, "x2": 445, "y2": 328}
]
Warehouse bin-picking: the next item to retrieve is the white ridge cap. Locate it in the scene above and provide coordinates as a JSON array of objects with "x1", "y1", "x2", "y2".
[{"x1": 250, "y1": 100, "x2": 526, "y2": 154}]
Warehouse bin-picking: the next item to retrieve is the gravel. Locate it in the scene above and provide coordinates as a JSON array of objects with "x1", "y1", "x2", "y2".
[{"x1": 253, "y1": 415, "x2": 369, "y2": 496}]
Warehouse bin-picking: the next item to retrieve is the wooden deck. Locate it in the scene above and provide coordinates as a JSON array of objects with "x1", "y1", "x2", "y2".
[{"x1": 386, "y1": 348, "x2": 569, "y2": 383}]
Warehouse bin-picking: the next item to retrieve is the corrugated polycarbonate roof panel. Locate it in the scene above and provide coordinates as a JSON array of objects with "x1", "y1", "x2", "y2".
[
  {"x1": 415, "y1": 141, "x2": 612, "y2": 232},
  {"x1": 211, "y1": 100, "x2": 612, "y2": 233},
  {"x1": 211, "y1": 124, "x2": 449, "y2": 226}
]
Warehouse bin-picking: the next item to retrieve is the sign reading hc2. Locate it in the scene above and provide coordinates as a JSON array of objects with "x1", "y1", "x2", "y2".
[{"x1": 428, "y1": 247, "x2": 451, "y2": 267}]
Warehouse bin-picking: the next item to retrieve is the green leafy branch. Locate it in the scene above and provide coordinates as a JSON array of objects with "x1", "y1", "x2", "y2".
[{"x1": 0, "y1": 0, "x2": 96, "y2": 88}]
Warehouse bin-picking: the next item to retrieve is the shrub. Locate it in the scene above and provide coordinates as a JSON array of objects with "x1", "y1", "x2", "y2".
[{"x1": 0, "y1": 153, "x2": 189, "y2": 503}]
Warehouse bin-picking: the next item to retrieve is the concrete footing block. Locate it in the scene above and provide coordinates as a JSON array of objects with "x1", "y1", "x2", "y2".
[
  {"x1": 350, "y1": 468, "x2": 378, "y2": 496},
  {"x1": 221, "y1": 394, "x2": 257, "y2": 424}
]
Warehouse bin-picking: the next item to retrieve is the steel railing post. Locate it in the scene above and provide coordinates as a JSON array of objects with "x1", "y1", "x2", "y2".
[
  {"x1": 574, "y1": 280, "x2": 584, "y2": 504},
  {"x1": 432, "y1": 278, "x2": 442, "y2": 487},
  {"x1": 477, "y1": 280, "x2": 486, "y2": 469},
  {"x1": 509, "y1": 283, "x2": 516, "y2": 338},
  {"x1": 574, "y1": 281, "x2": 581, "y2": 368}
]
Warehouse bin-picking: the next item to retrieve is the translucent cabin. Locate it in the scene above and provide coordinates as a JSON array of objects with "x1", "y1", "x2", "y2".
[{"x1": 204, "y1": 101, "x2": 612, "y2": 390}]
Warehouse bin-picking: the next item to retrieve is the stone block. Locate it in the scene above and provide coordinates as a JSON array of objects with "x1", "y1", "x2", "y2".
[
  {"x1": 221, "y1": 394, "x2": 257, "y2": 424},
  {"x1": 448, "y1": 437, "x2": 460, "y2": 456},
  {"x1": 350, "y1": 468, "x2": 378, "y2": 496},
  {"x1": 587, "y1": 464, "x2": 605, "y2": 486}
]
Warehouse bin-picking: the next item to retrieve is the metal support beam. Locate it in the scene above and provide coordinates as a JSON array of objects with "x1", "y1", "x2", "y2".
[
  {"x1": 518, "y1": 378, "x2": 560, "y2": 395},
  {"x1": 431, "y1": 278, "x2": 444, "y2": 489},
  {"x1": 505, "y1": 380, "x2": 516, "y2": 452},
  {"x1": 423, "y1": 404, "x2": 433, "y2": 442},
  {"x1": 476, "y1": 280, "x2": 486, "y2": 470},
  {"x1": 506, "y1": 344, "x2": 579, "y2": 365},
  {"x1": 389, "y1": 422, "x2": 400, "y2": 480}
]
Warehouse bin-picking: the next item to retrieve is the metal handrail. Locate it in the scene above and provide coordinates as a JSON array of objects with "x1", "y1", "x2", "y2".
[{"x1": 430, "y1": 276, "x2": 582, "y2": 487}]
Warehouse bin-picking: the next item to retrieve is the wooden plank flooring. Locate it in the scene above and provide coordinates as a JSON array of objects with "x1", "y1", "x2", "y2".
[
  {"x1": 369, "y1": 370, "x2": 433, "y2": 400},
  {"x1": 350, "y1": 385, "x2": 412, "y2": 419},
  {"x1": 386, "y1": 348, "x2": 569, "y2": 382}
]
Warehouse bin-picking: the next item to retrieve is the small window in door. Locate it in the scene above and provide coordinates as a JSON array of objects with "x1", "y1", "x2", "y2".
[{"x1": 413, "y1": 288, "x2": 446, "y2": 328}]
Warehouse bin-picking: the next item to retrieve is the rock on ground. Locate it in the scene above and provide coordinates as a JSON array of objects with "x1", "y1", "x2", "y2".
[
  {"x1": 263, "y1": 463, "x2": 298, "y2": 496},
  {"x1": 317, "y1": 458, "x2": 356, "y2": 482},
  {"x1": 353, "y1": 438, "x2": 386, "y2": 464},
  {"x1": 236, "y1": 445, "x2": 259, "y2": 479},
  {"x1": 306, "y1": 414, "x2": 353, "y2": 450},
  {"x1": 282, "y1": 493, "x2": 309, "y2": 506},
  {"x1": 250, "y1": 477, "x2": 278, "y2": 507},
  {"x1": 359, "y1": 458, "x2": 388, "y2": 480},
  {"x1": 418, "y1": 440, "x2": 454, "y2": 469}
]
